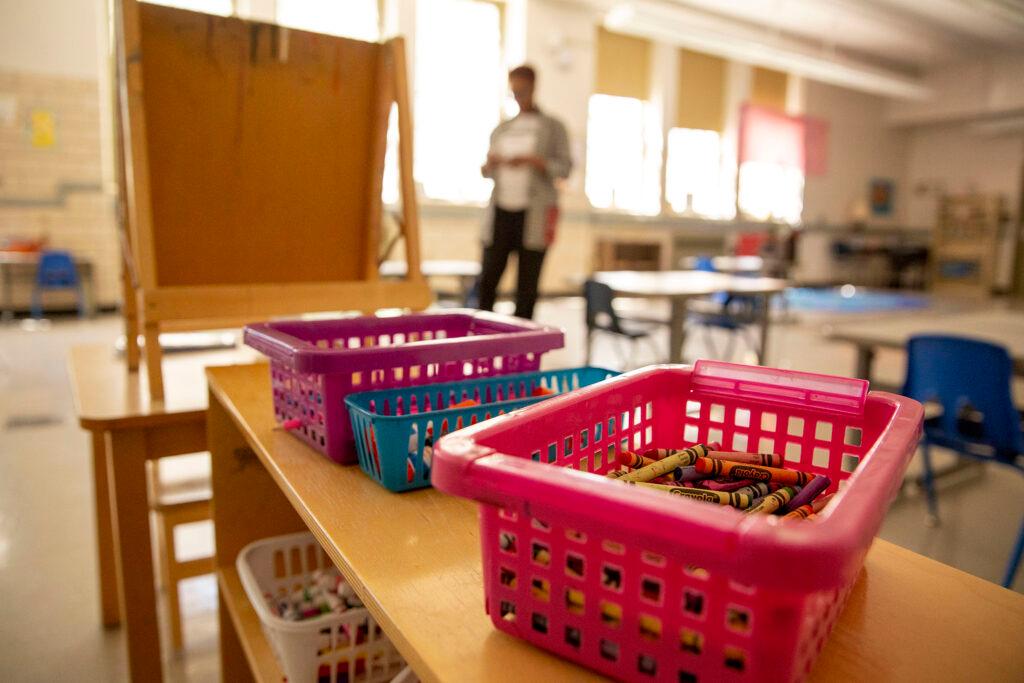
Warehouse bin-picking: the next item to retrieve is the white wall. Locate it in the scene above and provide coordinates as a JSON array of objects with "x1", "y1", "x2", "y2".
[
  {"x1": 904, "y1": 122, "x2": 1023, "y2": 228},
  {"x1": 0, "y1": 0, "x2": 104, "y2": 79},
  {"x1": 801, "y1": 80, "x2": 909, "y2": 226}
]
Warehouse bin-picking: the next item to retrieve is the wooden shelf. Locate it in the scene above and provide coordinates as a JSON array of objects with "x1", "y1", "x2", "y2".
[
  {"x1": 217, "y1": 566, "x2": 285, "y2": 683},
  {"x1": 208, "y1": 363, "x2": 1024, "y2": 683}
]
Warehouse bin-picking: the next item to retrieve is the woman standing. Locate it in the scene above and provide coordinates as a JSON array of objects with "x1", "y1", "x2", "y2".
[{"x1": 478, "y1": 65, "x2": 572, "y2": 319}]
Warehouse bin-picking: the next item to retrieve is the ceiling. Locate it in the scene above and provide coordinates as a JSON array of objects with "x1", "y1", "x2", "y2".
[{"x1": 664, "y1": 0, "x2": 1024, "y2": 73}]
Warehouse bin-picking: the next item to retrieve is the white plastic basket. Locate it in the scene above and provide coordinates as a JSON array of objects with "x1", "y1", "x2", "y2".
[{"x1": 237, "y1": 532, "x2": 406, "y2": 683}]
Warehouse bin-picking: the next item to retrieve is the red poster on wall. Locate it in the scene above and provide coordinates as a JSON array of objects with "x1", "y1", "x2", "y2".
[{"x1": 738, "y1": 104, "x2": 830, "y2": 176}]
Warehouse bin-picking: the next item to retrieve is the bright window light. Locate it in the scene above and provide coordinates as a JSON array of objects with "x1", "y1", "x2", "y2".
[
  {"x1": 277, "y1": 0, "x2": 379, "y2": 41},
  {"x1": 665, "y1": 128, "x2": 736, "y2": 218},
  {"x1": 142, "y1": 0, "x2": 231, "y2": 15},
  {"x1": 414, "y1": 0, "x2": 504, "y2": 203},
  {"x1": 738, "y1": 161, "x2": 804, "y2": 224},
  {"x1": 585, "y1": 94, "x2": 662, "y2": 215}
]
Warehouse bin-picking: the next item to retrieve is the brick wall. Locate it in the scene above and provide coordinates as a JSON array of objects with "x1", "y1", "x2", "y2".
[{"x1": 0, "y1": 69, "x2": 120, "y2": 308}]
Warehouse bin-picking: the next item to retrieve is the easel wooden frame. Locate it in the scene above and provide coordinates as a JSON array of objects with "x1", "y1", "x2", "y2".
[{"x1": 114, "y1": 0, "x2": 430, "y2": 398}]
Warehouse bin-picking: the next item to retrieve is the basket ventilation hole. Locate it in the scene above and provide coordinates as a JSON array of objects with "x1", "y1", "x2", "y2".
[
  {"x1": 531, "y1": 542, "x2": 551, "y2": 567},
  {"x1": 709, "y1": 404, "x2": 725, "y2": 422},
  {"x1": 531, "y1": 612, "x2": 548, "y2": 634},
  {"x1": 680, "y1": 628, "x2": 704, "y2": 654},
  {"x1": 564, "y1": 626, "x2": 582, "y2": 649},
  {"x1": 601, "y1": 565, "x2": 623, "y2": 590},
  {"x1": 599, "y1": 639, "x2": 619, "y2": 662},
  {"x1": 566, "y1": 554, "x2": 585, "y2": 578},
  {"x1": 724, "y1": 647, "x2": 747, "y2": 672},
  {"x1": 761, "y1": 412, "x2": 777, "y2": 431},
  {"x1": 678, "y1": 671, "x2": 698, "y2": 683},
  {"x1": 683, "y1": 590, "x2": 704, "y2": 617},
  {"x1": 726, "y1": 607, "x2": 751, "y2": 633},
  {"x1": 638, "y1": 654, "x2": 658, "y2": 677},
  {"x1": 639, "y1": 614, "x2": 662, "y2": 641},
  {"x1": 600, "y1": 601, "x2": 622, "y2": 628},
  {"x1": 845, "y1": 426, "x2": 863, "y2": 447},
  {"x1": 531, "y1": 578, "x2": 550, "y2": 602},
  {"x1": 499, "y1": 601, "x2": 515, "y2": 622},
  {"x1": 641, "y1": 577, "x2": 662, "y2": 603},
  {"x1": 565, "y1": 588, "x2": 585, "y2": 615},
  {"x1": 499, "y1": 532, "x2": 517, "y2": 554},
  {"x1": 499, "y1": 567, "x2": 517, "y2": 589}
]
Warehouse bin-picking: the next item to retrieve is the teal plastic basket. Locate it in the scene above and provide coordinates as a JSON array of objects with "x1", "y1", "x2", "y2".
[{"x1": 345, "y1": 367, "x2": 619, "y2": 492}]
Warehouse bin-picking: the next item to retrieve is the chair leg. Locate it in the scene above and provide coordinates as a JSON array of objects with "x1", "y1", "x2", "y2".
[
  {"x1": 1002, "y1": 514, "x2": 1024, "y2": 588},
  {"x1": 31, "y1": 286, "x2": 42, "y2": 319},
  {"x1": 920, "y1": 440, "x2": 940, "y2": 526},
  {"x1": 159, "y1": 511, "x2": 185, "y2": 650}
]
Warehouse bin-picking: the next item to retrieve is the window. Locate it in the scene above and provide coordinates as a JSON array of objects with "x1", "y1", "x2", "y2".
[
  {"x1": 142, "y1": 0, "x2": 231, "y2": 14},
  {"x1": 585, "y1": 94, "x2": 662, "y2": 215},
  {"x1": 665, "y1": 128, "x2": 734, "y2": 219},
  {"x1": 414, "y1": 0, "x2": 504, "y2": 203},
  {"x1": 277, "y1": 0, "x2": 379, "y2": 41},
  {"x1": 737, "y1": 104, "x2": 805, "y2": 224}
]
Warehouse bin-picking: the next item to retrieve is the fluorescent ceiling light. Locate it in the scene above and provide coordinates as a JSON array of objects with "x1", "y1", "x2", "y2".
[{"x1": 603, "y1": 1, "x2": 931, "y2": 100}]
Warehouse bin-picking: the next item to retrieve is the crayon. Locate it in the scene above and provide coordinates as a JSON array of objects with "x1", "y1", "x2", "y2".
[
  {"x1": 782, "y1": 493, "x2": 834, "y2": 520},
  {"x1": 605, "y1": 468, "x2": 630, "y2": 479},
  {"x1": 617, "y1": 451, "x2": 657, "y2": 469},
  {"x1": 746, "y1": 486, "x2": 798, "y2": 515},
  {"x1": 782, "y1": 475, "x2": 831, "y2": 513},
  {"x1": 669, "y1": 466, "x2": 705, "y2": 483},
  {"x1": 632, "y1": 482, "x2": 753, "y2": 508},
  {"x1": 640, "y1": 442, "x2": 720, "y2": 461},
  {"x1": 731, "y1": 482, "x2": 776, "y2": 499},
  {"x1": 707, "y1": 450, "x2": 783, "y2": 468},
  {"x1": 694, "y1": 458, "x2": 813, "y2": 487},
  {"x1": 700, "y1": 478, "x2": 755, "y2": 492},
  {"x1": 618, "y1": 443, "x2": 715, "y2": 483}
]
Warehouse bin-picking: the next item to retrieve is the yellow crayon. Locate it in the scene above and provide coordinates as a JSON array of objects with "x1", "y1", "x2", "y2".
[
  {"x1": 605, "y1": 469, "x2": 630, "y2": 479},
  {"x1": 746, "y1": 486, "x2": 798, "y2": 515},
  {"x1": 633, "y1": 482, "x2": 752, "y2": 508},
  {"x1": 694, "y1": 458, "x2": 812, "y2": 487},
  {"x1": 618, "y1": 443, "x2": 714, "y2": 483},
  {"x1": 707, "y1": 450, "x2": 783, "y2": 468}
]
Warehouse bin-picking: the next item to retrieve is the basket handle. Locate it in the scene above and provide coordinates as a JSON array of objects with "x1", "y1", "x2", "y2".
[
  {"x1": 691, "y1": 359, "x2": 868, "y2": 416},
  {"x1": 242, "y1": 323, "x2": 303, "y2": 364}
]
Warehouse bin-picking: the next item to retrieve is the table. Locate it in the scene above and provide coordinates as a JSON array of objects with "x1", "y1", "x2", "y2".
[
  {"x1": 68, "y1": 343, "x2": 262, "y2": 682},
  {"x1": 380, "y1": 259, "x2": 481, "y2": 301},
  {"x1": 595, "y1": 270, "x2": 789, "y2": 364},
  {"x1": 0, "y1": 251, "x2": 96, "y2": 319},
  {"x1": 207, "y1": 363, "x2": 1024, "y2": 682},
  {"x1": 825, "y1": 309, "x2": 1024, "y2": 381}
]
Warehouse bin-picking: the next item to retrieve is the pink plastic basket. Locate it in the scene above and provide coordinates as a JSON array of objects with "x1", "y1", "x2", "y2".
[
  {"x1": 433, "y1": 361, "x2": 922, "y2": 683},
  {"x1": 244, "y1": 310, "x2": 564, "y2": 464}
]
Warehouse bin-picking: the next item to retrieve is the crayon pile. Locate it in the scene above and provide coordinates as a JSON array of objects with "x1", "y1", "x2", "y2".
[
  {"x1": 606, "y1": 442, "x2": 834, "y2": 519},
  {"x1": 263, "y1": 568, "x2": 365, "y2": 621}
]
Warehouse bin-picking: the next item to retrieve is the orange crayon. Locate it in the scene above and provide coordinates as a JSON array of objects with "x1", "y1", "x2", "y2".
[
  {"x1": 707, "y1": 451, "x2": 783, "y2": 468},
  {"x1": 782, "y1": 493, "x2": 834, "y2": 520},
  {"x1": 617, "y1": 451, "x2": 657, "y2": 469},
  {"x1": 694, "y1": 458, "x2": 812, "y2": 487},
  {"x1": 619, "y1": 443, "x2": 715, "y2": 483}
]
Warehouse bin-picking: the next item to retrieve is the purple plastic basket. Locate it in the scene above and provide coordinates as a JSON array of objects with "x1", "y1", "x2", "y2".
[{"x1": 244, "y1": 310, "x2": 564, "y2": 463}]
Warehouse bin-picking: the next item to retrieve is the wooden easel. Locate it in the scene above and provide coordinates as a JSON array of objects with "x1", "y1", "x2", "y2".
[{"x1": 113, "y1": 1, "x2": 430, "y2": 398}]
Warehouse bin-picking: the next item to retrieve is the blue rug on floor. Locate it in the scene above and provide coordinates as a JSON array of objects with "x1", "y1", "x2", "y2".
[{"x1": 782, "y1": 287, "x2": 929, "y2": 313}]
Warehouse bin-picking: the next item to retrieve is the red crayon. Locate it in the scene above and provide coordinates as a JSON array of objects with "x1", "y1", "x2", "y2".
[
  {"x1": 707, "y1": 451, "x2": 783, "y2": 468},
  {"x1": 694, "y1": 458, "x2": 812, "y2": 487}
]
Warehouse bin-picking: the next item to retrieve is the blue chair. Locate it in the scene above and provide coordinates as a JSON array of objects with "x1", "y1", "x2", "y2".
[
  {"x1": 687, "y1": 255, "x2": 762, "y2": 361},
  {"x1": 31, "y1": 250, "x2": 85, "y2": 318},
  {"x1": 901, "y1": 335, "x2": 1024, "y2": 588}
]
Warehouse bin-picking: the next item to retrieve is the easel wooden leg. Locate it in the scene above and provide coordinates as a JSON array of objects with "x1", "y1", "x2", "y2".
[
  {"x1": 92, "y1": 430, "x2": 122, "y2": 627},
  {"x1": 144, "y1": 321, "x2": 165, "y2": 399},
  {"x1": 123, "y1": 270, "x2": 140, "y2": 371}
]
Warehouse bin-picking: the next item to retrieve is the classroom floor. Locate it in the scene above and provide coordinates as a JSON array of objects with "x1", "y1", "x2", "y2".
[{"x1": 1, "y1": 299, "x2": 1022, "y2": 682}]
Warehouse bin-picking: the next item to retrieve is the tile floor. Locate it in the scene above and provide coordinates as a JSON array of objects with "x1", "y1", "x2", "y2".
[{"x1": 0, "y1": 299, "x2": 1021, "y2": 682}]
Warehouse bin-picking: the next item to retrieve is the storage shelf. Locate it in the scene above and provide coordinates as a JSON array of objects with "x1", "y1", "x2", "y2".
[{"x1": 217, "y1": 567, "x2": 285, "y2": 683}]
